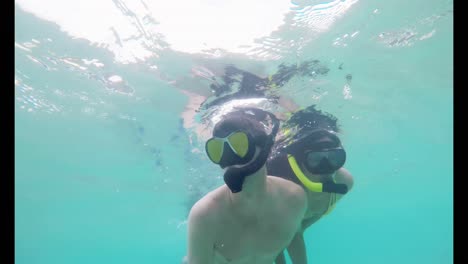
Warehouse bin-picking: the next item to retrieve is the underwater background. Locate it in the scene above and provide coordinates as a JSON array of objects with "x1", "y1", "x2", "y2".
[{"x1": 15, "y1": 0, "x2": 453, "y2": 263}]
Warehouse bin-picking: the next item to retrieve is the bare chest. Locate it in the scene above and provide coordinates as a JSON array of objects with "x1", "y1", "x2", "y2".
[{"x1": 214, "y1": 212, "x2": 298, "y2": 262}]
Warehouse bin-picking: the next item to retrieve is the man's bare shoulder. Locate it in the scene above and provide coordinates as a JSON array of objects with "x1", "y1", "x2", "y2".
[
  {"x1": 267, "y1": 176, "x2": 307, "y2": 209},
  {"x1": 267, "y1": 175, "x2": 304, "y2": 193},
  {"x1": 188, "y1": 185, "x2": 229, "y2": 225}
]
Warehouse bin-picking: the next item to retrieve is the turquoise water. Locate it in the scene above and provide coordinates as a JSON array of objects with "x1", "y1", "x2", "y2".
[{"x1": 15, "y1": 0, "x2": 453, "y2": 263}]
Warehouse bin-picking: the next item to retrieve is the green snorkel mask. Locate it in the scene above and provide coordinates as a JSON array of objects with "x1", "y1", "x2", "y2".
[{"x1": 270, "y1": 128, "x2": 348, "y2": 194}]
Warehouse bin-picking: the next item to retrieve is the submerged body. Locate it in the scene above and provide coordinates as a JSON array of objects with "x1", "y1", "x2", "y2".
[
  {"x1": 300, "y1": 168, "x2": 353, "y2": 227},
  {"x1": 186, "y1": 109, "x2": 308, "y2": 264},
  {"x1": 277, "y1": 168, "x2": 353, "y2": 264},
  {"x1": 188, "y1": 170, "x2": 307, "y2": 264},
  {"x1": 266, "y1": 110, "x2": 355, "y2": 264}
]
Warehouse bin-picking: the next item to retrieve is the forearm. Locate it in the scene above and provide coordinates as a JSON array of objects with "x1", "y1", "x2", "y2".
[
  {"x1": 278, "y1": 95, "x2": 300, "y2": 113},
  {"x1": 287, "y1": 232, "x2": 307, "y2": 264},
  {"x1": 275, "y1": 250, "x2": 287, "y2": 264}
]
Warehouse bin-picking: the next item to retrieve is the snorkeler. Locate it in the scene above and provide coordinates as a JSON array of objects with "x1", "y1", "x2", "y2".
[
  {"x1": 181, "y1": 60, "x2": 331, "y2": 208},
  {"x1": 266, "y1": 105, "x2": 355, "y2": 264},
  {"x1": 185, "y1": 108, "x2": 308, "y2": 264}
]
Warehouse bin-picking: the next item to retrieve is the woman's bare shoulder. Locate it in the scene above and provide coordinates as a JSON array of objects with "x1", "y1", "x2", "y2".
[{"x1": 335, "y1": 168, "x2": 354, "y2": 191}]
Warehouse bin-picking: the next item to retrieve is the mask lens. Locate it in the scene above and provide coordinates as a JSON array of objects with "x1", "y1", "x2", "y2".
[
  {"x1": 228, "y1": 132, "x2": 249, "y2": 158},
  {"x1": 305, "y1": 148, "x2": 346, "y2": 171},
  {"x1": 327, "y1": 149, "x2": 346, "y2": 167},
  {"x1": 306, "y1": 152, "x2": 328, "y2": 168},
  {"x1": 206, "y1": 138, "x2": 225, "y2": 164}
]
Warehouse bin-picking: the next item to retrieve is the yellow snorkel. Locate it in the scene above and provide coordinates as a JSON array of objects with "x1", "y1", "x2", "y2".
[
  {"x1": 287, "y1": 154, "x2": 348, "y2": 194},
  {"x1": 287, "y1": 154, "x2": 324, "y2": 192}
]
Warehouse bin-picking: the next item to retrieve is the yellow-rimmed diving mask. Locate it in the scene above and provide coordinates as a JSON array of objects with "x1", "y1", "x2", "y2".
[{"x1": 205, "y1": 131, "x2": 250, "y2": 164}]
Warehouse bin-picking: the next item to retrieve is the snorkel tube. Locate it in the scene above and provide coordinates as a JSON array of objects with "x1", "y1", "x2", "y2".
[{"x1": 287, "y1": 154, "x2": 348, "y2": 194}]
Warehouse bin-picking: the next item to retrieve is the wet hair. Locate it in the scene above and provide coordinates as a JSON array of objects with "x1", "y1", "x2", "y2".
[
  {"x1": 213, "y1": 109, "x2": 269, "y2": 146},
  {"x1": 269, "y1": 105, "x2": 341, "y2": 162},
  {"x1": 282, "y1": 105, "x2": 340, "y2": 133}
]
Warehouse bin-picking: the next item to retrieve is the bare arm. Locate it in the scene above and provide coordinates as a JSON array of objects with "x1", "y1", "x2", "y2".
[
  {"x1": 283, "y1": 168, "x2": 354, "y2": 264},
  {"x1": 275, "y1": 251, "x2": 287, "y2": 264},
  {"x1": 287, "y1": 231, "x2": 308, "y2": 264},
  {"x1": 187, "y1": 201, "x2": 215, "y2": 264},
  {"x1": 279, "y1": 95, "x2": 300, "y2": 110},
  {"x1": 277, "y1": 95, "x2": 300, "y2": 119},
  {"x1": 287, "y1": 182, "x2": 309, "y2": 264}
]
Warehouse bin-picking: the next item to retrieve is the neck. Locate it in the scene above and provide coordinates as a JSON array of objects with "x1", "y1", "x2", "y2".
[{"x1": 228, "y1": 165, "x2": 268, "y2": 213}]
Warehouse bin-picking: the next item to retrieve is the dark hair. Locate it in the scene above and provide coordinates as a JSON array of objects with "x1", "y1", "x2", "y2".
[
  {"x1": 283, "y1": 105, "x2": 340, "y2": 133},
  {"x1": 213, "y1": 108, "x2": 278, "y2": 150}
]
